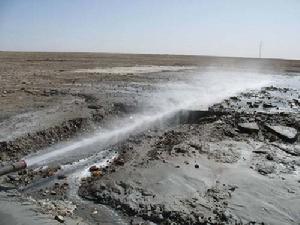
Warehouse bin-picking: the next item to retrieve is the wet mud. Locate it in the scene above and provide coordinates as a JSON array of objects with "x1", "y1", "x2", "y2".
[{"x1": 79, "y1": 86, "x2": 300, "y2": 225}]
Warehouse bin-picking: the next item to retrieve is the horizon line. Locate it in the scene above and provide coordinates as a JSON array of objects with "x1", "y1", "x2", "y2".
[{"x1": 0, "y1": 50, "x2": 299, "y2": 61}]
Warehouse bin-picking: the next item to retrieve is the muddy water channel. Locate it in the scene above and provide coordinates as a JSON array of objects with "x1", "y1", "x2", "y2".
[{"x1": 0, "y1": 71, "x2": 299, "y2": 225}]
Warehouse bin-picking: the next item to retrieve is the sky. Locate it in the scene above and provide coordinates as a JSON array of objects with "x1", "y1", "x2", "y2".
[{"x1": 0, "y1": 0, "x2": 300, "y2": 59}]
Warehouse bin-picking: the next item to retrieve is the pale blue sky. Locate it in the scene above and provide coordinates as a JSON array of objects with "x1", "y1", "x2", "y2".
[{"x1": 1, "y1": 0, "x2": 300, "y2": 59}]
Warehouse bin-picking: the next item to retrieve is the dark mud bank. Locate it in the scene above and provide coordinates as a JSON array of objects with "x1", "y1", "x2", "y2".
[{"x1": 0, "y1": 118, "x2": 89, "y2": 162}]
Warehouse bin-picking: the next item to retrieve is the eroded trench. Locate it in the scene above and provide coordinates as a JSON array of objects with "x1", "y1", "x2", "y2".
[{"x1": 14, "y1": 109, "x2": 225, "y2": 225}]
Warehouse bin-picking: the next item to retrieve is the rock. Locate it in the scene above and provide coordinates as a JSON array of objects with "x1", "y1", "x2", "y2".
[
  {"x1": 253, "y1": 102, "x2": 260, "y2": 108},
  {"x1": 230, "y1": 96, "x2": 239, "y2": 101},
  {"x1": 172, "y1": 144, "x2": 189, "y2": 153},
  {"x1": 57, "y1": 174, "x2": 67, "y2": 180},
  {"x1": 7, "y1": 174, "x2": 19, "y2": 181},
  {"x1": 256, "y1": 162, "x2": 275, "y2": 175},
  {"x1": 88, "y1": 104, "x2": 102, "y2": 110},
  {"x1": 195, "y1": 164, "x2": 199, "y2": 169},
  {"x1": 263, "y1": 103, "x2": 275, "y2": 108},
  {"x1": 238, "y1": 122, "x2": 259, "y2": 133},
  {"x1": 50, "y1": 89, "x2": 58, "y2": 95},
  {"x1": 271, "y1": 143, "x2": 300, "y2": 156},
  {"x1": 50, "y1": 190, "x2": 57, "y2": 195},
  {"x1": 253, "y1": 150, "x2": 268, "y2": 154},
  {"x1": 89, "y1": 165, "x2": 100, "y2": 172},
  {"x1": 55, "y1": 215, "x2": 64, "y2": 223},
  {"x1": 115, "y1": 158, "x2": 125, "y2": 166},
  {"x1": 131, "y1": 217, "x2": 145, "y2": 225},
  {"x1": 158, "y1": 214, "x2": 164, "y2": 220},
  {"x1": 266, "y1": 154, "x2": 274, "y2": 161},
  {"x1": 91, "y1": 171, "x2": 102, "y2": 177},
  {"x1": 265, "y1": 125, "x2": 298, "y2": 143}
]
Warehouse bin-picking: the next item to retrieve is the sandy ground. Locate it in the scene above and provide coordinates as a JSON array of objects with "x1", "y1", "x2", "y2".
[{"x1": 0, "y1": 52, "x2": 300, "y2": 225}]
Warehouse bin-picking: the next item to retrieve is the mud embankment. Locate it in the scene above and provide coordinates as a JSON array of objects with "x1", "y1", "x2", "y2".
[{"x1": 0, "y1": 118, "x2": 88, "y2": 162}]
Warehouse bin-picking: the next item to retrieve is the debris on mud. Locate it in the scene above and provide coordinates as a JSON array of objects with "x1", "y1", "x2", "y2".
[
  {"x1": 0, "y1": 165, "x2": 61, "y2": 188},
  {"x1": 79, "y1": 85, "x2": 300, "y2": 225}
]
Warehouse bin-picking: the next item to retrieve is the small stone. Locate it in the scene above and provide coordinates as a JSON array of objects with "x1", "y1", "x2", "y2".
[
  {"x1": 91, "y1": 171, "x2": 102, "y2": 177},
  {"x1": 57, "y1": 174, "x2": 67, "y2": 180},
  {"x1": 55, "y1": 215, "x2": 64, "y2": 223},
  {"x1": 230, "y1": 96, "x2": 239, "y2": 101},
  {"x1": 228, "y1": 185, "x2": 238, "y2": 191},
  {"x1": 89, "y1": 165, "x2": 100, "y2": 172},
  {"x1": 195, "y1": 164, "x2": 199, "y2": 169},
  {"x1": 115, "y1": 158, "x2": 125, "y2": 166},
  {"x1": 47, "y1": 170, "x2": 55, "y2": 177},
  {"x1": 238, "y1": 122, "x2": 259, "y2": 133},
  {"x1": 7, "y1": 174, "x2": 19, "y2": 181},
  {"x1": 88, "y1": 104, "x2": 102, "y2": 109},
  {"x1": 266, "y1": 154, "x2": 274, "y2": 161},
  {"x1": 265, "y1": 124, "x2": 298, "y2": 143},
  {"x1": 256, "y1": 162, "x2": 275, "y2": 175},
  {"x1": 263, "y1": 103, "x2": 274, "y2": 108},
  {"x1": 50, "y1": 190, "x2": 57, "y2": 195}
]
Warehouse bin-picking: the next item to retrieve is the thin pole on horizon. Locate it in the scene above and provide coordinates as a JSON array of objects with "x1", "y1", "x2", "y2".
[{"x1": 259, "y1": 41, "x2": 263, "y2": 58}]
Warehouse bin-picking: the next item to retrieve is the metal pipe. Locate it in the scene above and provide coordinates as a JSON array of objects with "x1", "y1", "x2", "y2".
[{"x1": 0, "y1": 160, "x2": 27, "y2": 176}]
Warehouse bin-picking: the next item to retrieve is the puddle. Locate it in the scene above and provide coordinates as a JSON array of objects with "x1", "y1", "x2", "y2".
[{"x1": 74, "y1": 65, "x2": 197, "y2": 74}]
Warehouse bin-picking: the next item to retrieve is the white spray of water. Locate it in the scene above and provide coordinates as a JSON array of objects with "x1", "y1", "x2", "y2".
[{"x1": 25, "y1": 71, "x2": 275, "y2": 167}]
